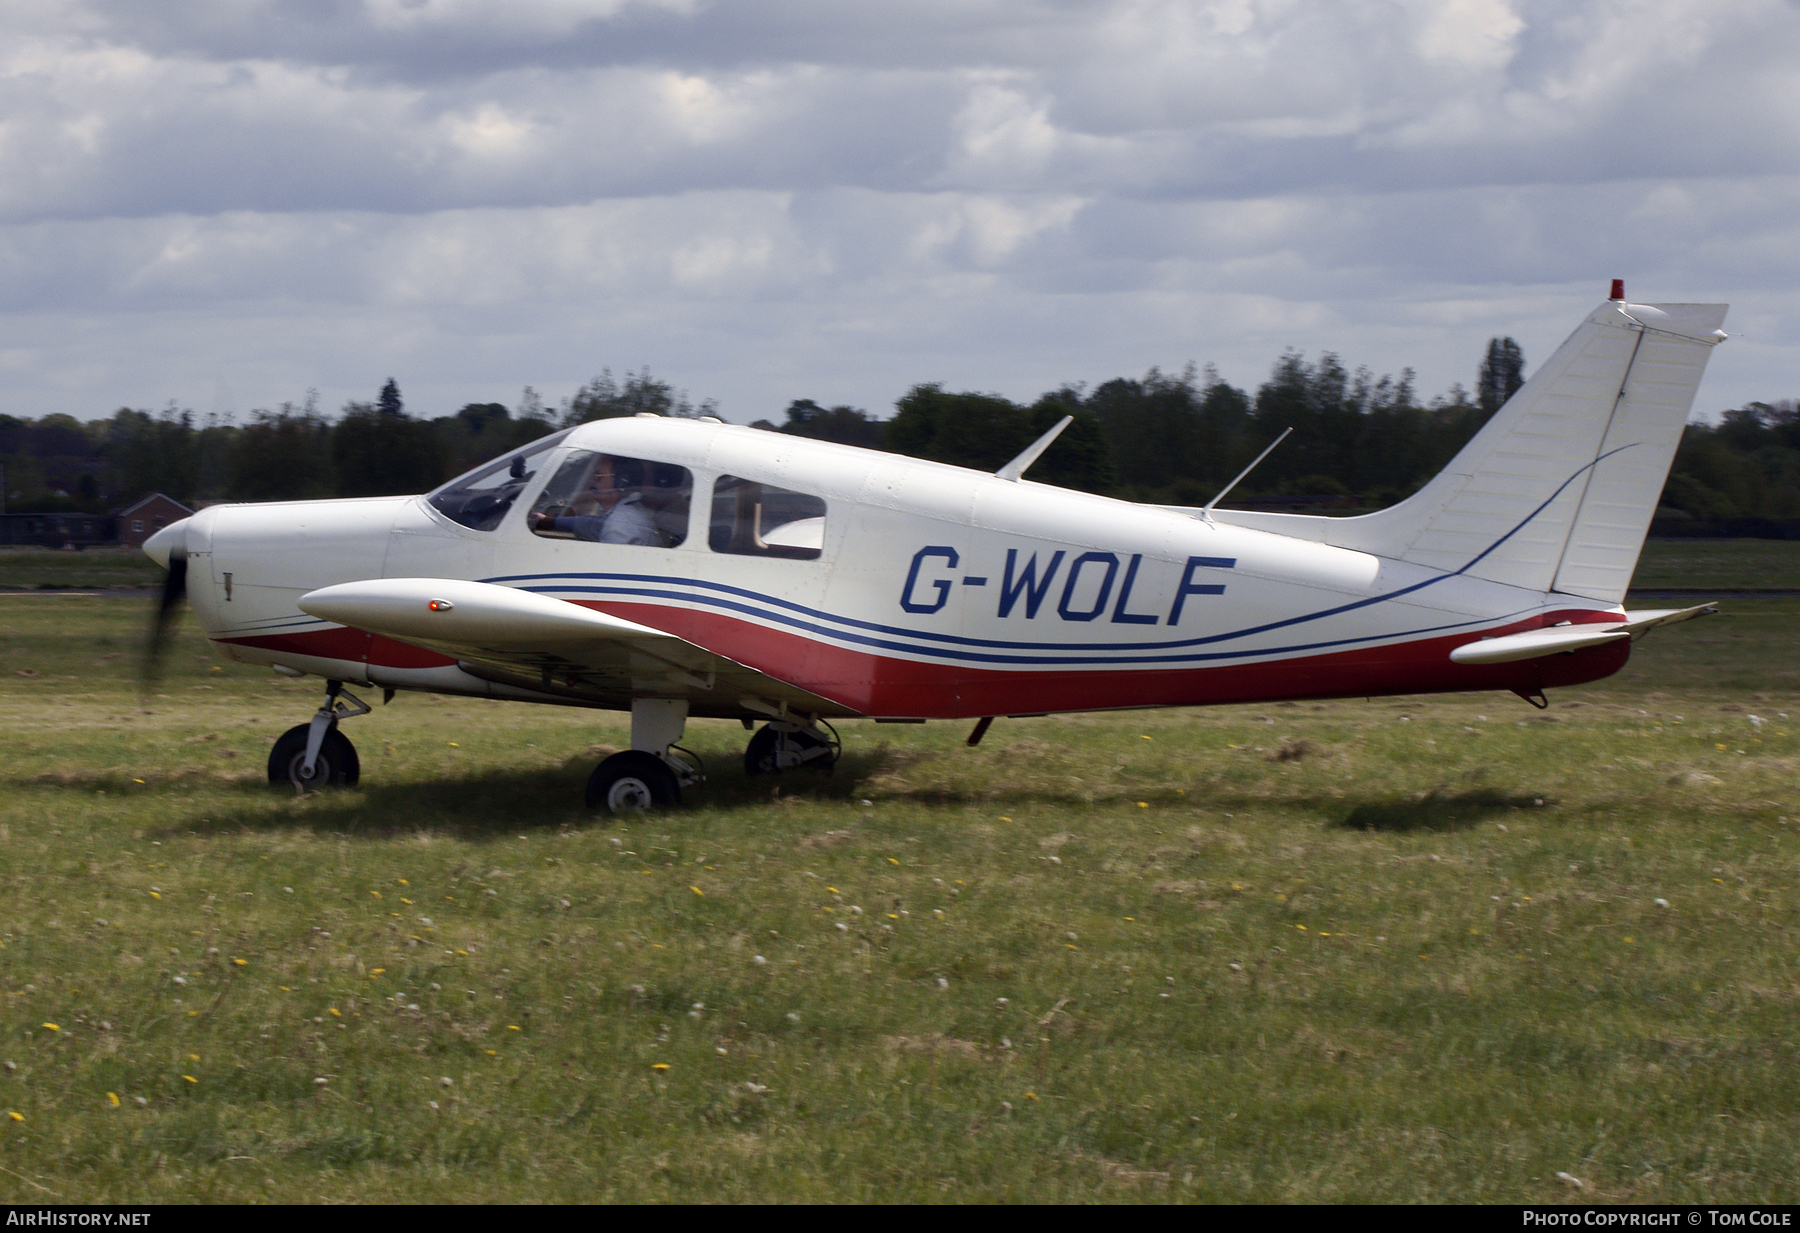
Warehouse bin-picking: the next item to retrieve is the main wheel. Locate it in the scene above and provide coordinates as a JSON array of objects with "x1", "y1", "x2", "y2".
[
  {"x1": 586, "y1": 751, "x2": 681, "y2": 812},
  {"x1": 743, "y1": 724, "x2": 838, "y2": 775},
  {"x1": 268, "y1": 723, "x2": 361, "y2": 792}
]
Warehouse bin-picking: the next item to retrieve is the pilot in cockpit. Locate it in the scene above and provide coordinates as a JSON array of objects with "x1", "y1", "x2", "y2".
[{"x1": 531, "y1": 454, "x2": 660, "y2": 545}]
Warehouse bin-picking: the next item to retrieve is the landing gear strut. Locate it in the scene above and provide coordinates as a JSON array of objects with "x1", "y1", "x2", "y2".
[
  {"x1": 744, "y1": 719, "x2": 839, "y2": 776},
  {"x1": 587, "y1": 699, "x2": 701, "y2": 814},
  {"x1": 268, "y1": 679, "x2": 369, "y2": 793}
]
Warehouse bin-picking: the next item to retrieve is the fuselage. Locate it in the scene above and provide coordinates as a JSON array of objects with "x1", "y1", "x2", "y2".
[{"x1": 149, "y1": 416, "x2": 1632, "y2": 720}]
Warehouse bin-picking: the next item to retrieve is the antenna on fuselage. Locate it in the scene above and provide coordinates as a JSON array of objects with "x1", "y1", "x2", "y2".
[
  {"x1": 995, "y1": 415, "x2": 1073, "y2": 482},
  {"x1": 1199, "y1": 426, "x2": 1293, "y2": 521}
]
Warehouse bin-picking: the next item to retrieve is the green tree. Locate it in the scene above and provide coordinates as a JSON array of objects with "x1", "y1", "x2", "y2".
[
  {"x1": 332, "y1": 399, "x2": 445, "y2": 498},
  {"x1": 228, "y1": 399, "x2": 334, "y2": 501},
  {"x1": 1477, "y1": 337, "x2": 1526, "y2": 415},
  {"x1": 886, "y1": 384, "x2": 1034, "y2": 472},
  {"x1": 778, "y1": 400, "x2": 886, "y2": 449}
]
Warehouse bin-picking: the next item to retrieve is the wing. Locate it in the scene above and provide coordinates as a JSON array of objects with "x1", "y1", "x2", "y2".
[{"x1": 297, "y1": 577, "x2": 854, "y2": 720}]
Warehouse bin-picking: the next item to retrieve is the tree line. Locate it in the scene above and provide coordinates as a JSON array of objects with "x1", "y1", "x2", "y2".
[{"x1": 2, "y1": 343, "x2": 1793, "y2": 528}]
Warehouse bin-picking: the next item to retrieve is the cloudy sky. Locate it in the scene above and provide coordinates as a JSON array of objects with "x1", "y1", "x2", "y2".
[{"x1": 4, "y1": 0, "x2": 1797, "y2": 428}]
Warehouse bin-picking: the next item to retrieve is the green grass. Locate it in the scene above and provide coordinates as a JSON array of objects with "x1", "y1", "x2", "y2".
[
  {"x1": 1632, "y1": 539, "x2": 1800, "y2": 592},
  {"x1": 1, "y1": 597, "x2": 1798, "y2": 1202},
  {"x1": 0, "y1": 549, "x2": 162, "y2": 592}
]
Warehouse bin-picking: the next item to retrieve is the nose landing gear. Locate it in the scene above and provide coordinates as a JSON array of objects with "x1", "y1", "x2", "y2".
[{"x1": 268, "y1": 679, "x2": 370, "y2": 793}]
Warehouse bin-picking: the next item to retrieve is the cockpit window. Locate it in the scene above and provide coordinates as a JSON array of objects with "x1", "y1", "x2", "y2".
[
  {"x1": 426, "y1": 431, "x2": 571, "y2": 531},
  {"x1": 528, "y1": 452, "x2": 692, "y2": 547},
  {"x1": 710, "y1": 476, "x2": 826, "y2": 559}
]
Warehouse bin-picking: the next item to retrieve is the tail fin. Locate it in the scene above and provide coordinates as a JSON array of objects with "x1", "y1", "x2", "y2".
[{"x1": 1209, "y1": 296, "x2": 1729, "y2": 604}]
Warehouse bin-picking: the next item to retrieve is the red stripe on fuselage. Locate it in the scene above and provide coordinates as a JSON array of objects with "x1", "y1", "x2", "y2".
[
  {"x1": 220, "y1": 604, "x2": 1628, "y2": 718},
  {"x1": 586, "y1": 601, "x2": 1628, "y2": 717}
]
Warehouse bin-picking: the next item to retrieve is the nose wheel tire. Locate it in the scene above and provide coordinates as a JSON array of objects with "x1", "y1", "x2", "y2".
[
  {"x1": 268, "y1": 724, "x2": 361, "y2": 791},
  {"x1": 587, "y1": 751, "x2": 681, "y2": 813}
]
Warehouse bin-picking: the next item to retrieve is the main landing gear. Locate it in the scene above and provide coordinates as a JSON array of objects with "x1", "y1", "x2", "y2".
[
  {"x1": 268, "y1": 679, "x2": 369, "y2": 793},
  {"x1": 743, "y1": 719, "x2": 840, "y2": 776},
  {"x1": 586, "y1": 699, "x2": 703, "y2": 813},
  {"x1": 583, "y1": 701, "x2": 840, "y2": 814}
]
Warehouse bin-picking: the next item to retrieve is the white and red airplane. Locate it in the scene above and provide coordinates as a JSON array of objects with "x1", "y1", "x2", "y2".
[{"x1": 144, "y1": 286, "x2": 1728, "y2": 812}]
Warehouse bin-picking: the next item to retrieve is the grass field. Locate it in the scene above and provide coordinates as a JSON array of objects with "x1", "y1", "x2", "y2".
[{"x1": 1, "y1": 586, "x2": 1798, "y2": 1202}]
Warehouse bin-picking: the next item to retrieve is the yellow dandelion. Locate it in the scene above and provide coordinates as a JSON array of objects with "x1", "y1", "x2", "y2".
[
  {"x1": 107, "y1": 1092, "x2": 120, "y2": 1107},
  {"x1": 1624, "y1": 937, "x2": 1635, "y2": 943},
  {"x1": 370, "y1": 968, "x2": 386, "y2": 976},
  {"x1": 826, "y1": 887, "x2": 839, "y2": 894},
  {"x1": 1137, "y1": 801, "x2": 1148, "y2": 808},
  {"x1": 132, "y1": 778, "x2": 146, "y2": 784},
  {"x1": 328, "y1": 1008, "x2": 341, "y2": 1017},
  {"x1": 400, "y1": 898, "x2": 413, "y2": 905},
  {"x1": 188, "y1": 1054, "x2": 200, "y2": 1062},
  {"x1": 370, "y1": 890, "x2": 382, "y2": 899},
  {"x1": 1023, "y1": 1092, "x2": 1038, "y2": 1101},
  {"x1": 278, "y1": 986, "x2": 291, "y2": 992},
  {"x1": 888, "y1": 857, "x2": 900, "y2": 865},
  {"x1": 448, "y1": 742, "x2": 459, "y2": 748},
  {"x1": 182, "y1": 1075, "x2": 197, "y2": 1084},
  {"x1": 999, "y1": 816, "x2": 1012, "y2": 822},
  {"x1": 148, "y1": 891, "x2": 161, "y2": 899},
  {"x1": 507, "y1": 1024, "x2": 521, "y2": 1032},
  {"x1": 1124, "y1": 916, "x2": 1135, "y2": 922},
  {"x1": 455, "y1": 950, "x2": 468, "y2": 956},
  {"x1": 41, "y1": 1023, "x2": 59, "y2": 1032},
  {"x1": 651, "y1": 1063, "x2": 670, "y2": 1071},
  {"x1": 232, "y1": 958, "x2": 247, "y2": 966},
  {"x1": 1140, "y1": 734, "x2": 1152, "y2": 740},
  {"x1": 397, "y1": 879, "x2": 410, "y2": 886},
  {"x1": 7, "y1": 1112, "x2": 21, "y2": 1122},
  {"x1": 690, "y1": 886, "x2": 704, "y2": 896},
  {"x1": 485, "y1": 1049, "x2": 497, "y2": 1056}
]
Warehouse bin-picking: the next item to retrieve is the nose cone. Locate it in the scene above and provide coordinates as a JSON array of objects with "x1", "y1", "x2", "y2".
[{"x1": 142, "y1": 517, "x2": 191, "y2": 568}]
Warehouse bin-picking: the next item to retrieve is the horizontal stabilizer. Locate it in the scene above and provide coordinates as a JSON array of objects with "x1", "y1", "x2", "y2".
[
  {"x1": 299, "y1": 578, "x2": 665, "y2": 646},
  {"x1": 1448, "y1": 602, "x2": 1715, "y2": 665}
]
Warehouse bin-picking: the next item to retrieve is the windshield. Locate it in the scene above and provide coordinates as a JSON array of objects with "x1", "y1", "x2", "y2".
[{"x1": 426, "y1": 429, "x2": 572, "y2": 531}]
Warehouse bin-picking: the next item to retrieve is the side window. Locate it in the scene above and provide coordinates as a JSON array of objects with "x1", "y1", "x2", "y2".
[
  {"x1": 427, "y1": 430, "x2": 570, "y2": 532},
  {"x1": 709, "y1": 476, "x2": 826, "y2": 559},
  {"x1": 528, "y1": 452, "x2": 691, "y2": 547}
]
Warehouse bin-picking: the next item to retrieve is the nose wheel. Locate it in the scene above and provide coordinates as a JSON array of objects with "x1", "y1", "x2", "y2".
[
  {"x1": 268, "y1": 679, "x2": 370, "y2": 794},
  {"x1": 269, "y1": 725, "x2": 360, "y2": 790}
]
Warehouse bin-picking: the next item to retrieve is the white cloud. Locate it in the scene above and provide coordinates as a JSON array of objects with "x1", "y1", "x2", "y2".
[{"x1": 0, "y1": 0, "x2": 1795, "y2": 427}]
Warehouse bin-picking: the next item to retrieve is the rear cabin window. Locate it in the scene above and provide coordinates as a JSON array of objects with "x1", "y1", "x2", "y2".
[
  {"x1": 427, "y1": 431, "x2": 570, "y2": 531},
  {"x1": 709, "y1": 476, "x2": 826, "y2": 559},
  {"x1": 529, "y1": 452, "x2": 692, "y2": 547}
]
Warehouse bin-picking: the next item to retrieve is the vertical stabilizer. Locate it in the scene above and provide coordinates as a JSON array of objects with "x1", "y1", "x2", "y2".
[{"x1": 1204, "y1": 296, "x2": 1728, "y2": 604}]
